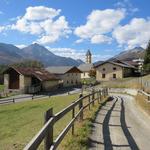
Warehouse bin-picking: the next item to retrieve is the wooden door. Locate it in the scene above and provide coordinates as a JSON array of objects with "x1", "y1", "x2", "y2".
[{"x1": 9, "y1": 69, "x2": 19, "y2": 89}]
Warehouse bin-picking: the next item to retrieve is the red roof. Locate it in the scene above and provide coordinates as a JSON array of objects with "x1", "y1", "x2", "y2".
[{"x1": 4, "y1": 67, "x2": 59, "y2": 81}]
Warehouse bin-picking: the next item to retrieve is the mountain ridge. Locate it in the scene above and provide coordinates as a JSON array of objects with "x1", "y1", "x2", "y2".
[
  {"x1": 0, "y1": 42, "x2": 84, "y2": 66},
  {"x1": 109, "y1": 47, "x2": 145, "y2": 61}
]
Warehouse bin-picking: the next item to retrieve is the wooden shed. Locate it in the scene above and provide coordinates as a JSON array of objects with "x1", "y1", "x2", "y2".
[{"x1": 3, "y1": 67, "x2": 59, "y2": 94}]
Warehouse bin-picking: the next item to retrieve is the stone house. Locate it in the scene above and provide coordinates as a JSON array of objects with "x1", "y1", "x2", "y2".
[
  {"x1": 78, "y1": 63, "x2": 94, "y2": 79},
  {"x1": 3, "y1": 67, "x2": 59, "y2": 93},
  {"x1": 46, "y1": 66, "x2": 82, "y2": 87},
  {"x1": 95, "y1": 61, "x2": 136, "y2": 81},
  {"x1": 78, "y1": 50, "x2": 93, "y2": 79}
]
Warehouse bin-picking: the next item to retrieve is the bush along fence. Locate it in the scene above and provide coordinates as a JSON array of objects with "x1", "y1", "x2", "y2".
[{"x1": 24, "y1": 88, "x2": 108, "y2": 150}]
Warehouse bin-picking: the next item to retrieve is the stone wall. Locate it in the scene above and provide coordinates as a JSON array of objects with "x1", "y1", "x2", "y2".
[
  {"x1": 96, "y1": 63, "x2": 123, "y2": 81},
  {"x1": 62, "y1": 73, "x2": 81, "y2": 87},
  {"x1": 4, "y1": 74, "x2": 9, "y2": 89},
  {"x1": 80, "y1": 72, "x2": 90, "y2": 79},
  {"x1": 42, "y1": 80, "x2": 59, "y2": 91}
]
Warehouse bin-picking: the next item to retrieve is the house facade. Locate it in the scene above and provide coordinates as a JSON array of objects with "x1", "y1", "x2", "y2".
[
  {"x1": 3, "y1": 67, "x2": 59, "y2": 93},
  {"x1": 78, "y1": 63, "x2": 93, "y2": 79},
  {"x1": 46, "y1": 66, "x2": 82, "y2": 87},
  {"x1": 78, "y1": 50, "x2": 93, "y2": 79},
  {"x1": 95, "y1": 61, "x2": 135, "y2": 81}
]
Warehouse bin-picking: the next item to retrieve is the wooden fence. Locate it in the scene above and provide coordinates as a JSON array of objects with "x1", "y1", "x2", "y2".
[
  {"x1": 24, "y1": 88, "x2": 108, "y2": 150},
  {"x1": 0, "y1": 95, "x2": 39, "y2": 105},
  {"x1": 136, "y1": 90, "x2": 150, "y2": 115}
]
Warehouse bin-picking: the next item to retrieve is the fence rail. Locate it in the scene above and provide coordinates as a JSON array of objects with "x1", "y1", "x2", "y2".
[
  {"x1": 0, "y1": 95, "x2": 36, "y2": 105},
  {"x1": 138, "y1": 90, "x2": 150, "y2": 101},
  {"x1": 24, "y1": 88, "x2": 108, "y2": 150}
]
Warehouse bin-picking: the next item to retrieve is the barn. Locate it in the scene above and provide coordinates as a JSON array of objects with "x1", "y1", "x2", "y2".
[{"x1": 3, "y1": 67, "x2": 59, "y2": 94}]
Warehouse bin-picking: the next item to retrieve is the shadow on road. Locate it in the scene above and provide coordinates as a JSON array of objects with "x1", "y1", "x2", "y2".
[
  {"x1": 88, "y1": 96, "x2": 139, "y2": 150},
  {"x1": 102, "y1": 98, "x2": 118, "y2": 150},
  {"x1": 88, "y1": 98, "x2": 118, "y2": 149},
  {"x1": 120, "y1": 98, "x2": 139, "y2": 150}
]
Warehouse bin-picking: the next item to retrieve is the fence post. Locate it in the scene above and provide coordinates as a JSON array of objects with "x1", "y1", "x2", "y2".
[
  {"x1": 13, "y1": 98, "x2": 15, "y2": 103},
  {"x1": 148, "y1": 96, "x2": 150, "y2": 101},
  {"x1": 79, "y1": 93, "x2": 83, "y2": 121},
  {"x1": 100, "y1": 90, "x2": 102, "y2": 101},
  {"x1": 72, "y1": 103, "x2": 75, "y2": 135},
  {"x1": 107, "y1": 88, "x2": 108, "y2": 96},
  {"x1": 98, "y1": 90, "x2": 101, "y2": 104},
  {"x1": 88, "y1": 95, "x2": 91, "y2": 110},
  {"x1": 44, "y1": 108, "x2": 53, "y2": 150},
  {"x1": 92, "y1": 89, "x2": 95, "y2": 106},
  {"x1": 102, "y1": 89, "x2": 103, "y2": 98},
  {"x1": 104, "y1": 89, "x2": 106, "y2": 98},
  {"x1": 97, "y1": 92, "x2": 100, "y2": 104}
]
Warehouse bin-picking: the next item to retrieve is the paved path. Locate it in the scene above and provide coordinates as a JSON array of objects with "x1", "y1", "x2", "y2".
[
  {"x1": 88, "y1": 94, "x2": 150, "y2": 150},
  {"x1": 0, "y1": 88, "x2": 82, "y2": 105}
]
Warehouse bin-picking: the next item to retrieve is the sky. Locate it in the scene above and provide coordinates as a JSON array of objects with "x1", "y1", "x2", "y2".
[{"x1": 0, "y1": 0, "x2": 150, "y2": 62}]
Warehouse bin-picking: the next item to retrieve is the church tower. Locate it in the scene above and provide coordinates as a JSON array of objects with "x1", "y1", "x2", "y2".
[{"x1": 86, "y1": 49, "x2": 92, "y2": 64}]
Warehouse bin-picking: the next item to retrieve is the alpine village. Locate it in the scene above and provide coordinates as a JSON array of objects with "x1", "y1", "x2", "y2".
[{"x1": 0, "y1": 1, "x2": 150, "y2": 150}]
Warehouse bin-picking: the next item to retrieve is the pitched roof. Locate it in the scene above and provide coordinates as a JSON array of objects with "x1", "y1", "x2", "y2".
[
  {"x1": 46, "y1": 66, "x2": 82, "y2": 74},
  {"x1": 78, "y1": 63, "x2": 93, "y2": 72},
  {"x1": 4, "y1": 67, "x2": 59, "y2": 81},
  {"x1": 94, "y1": 60, "x2": 136, "y2": 69},
  {"x1": 86, "y1": 50, "x2": 92, "y2": 56}
]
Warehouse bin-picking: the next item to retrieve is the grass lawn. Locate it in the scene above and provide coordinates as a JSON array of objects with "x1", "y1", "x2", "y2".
[
  {"x1": 0, "y1": 94, "x2": 79, "y2": 150},
  {"x1": 62, "y1": 97, "x2": 108, "y2": 150},
  {"x1": 0, "y1": 84, "x2": 4, "y2": 92},
  {"x1": 96, "y1": 74, "x2": 150, "y2": 92}
]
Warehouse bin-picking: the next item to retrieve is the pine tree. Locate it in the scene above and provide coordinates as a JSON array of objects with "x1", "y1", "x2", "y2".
[{"x1": 143, "y1": 40, "x2": 150, "y2": 73}]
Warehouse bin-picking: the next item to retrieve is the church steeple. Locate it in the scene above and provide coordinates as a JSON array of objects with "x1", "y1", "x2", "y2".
[{"x1": 86, "y1": 49, "x2": 92, "y2": 64}]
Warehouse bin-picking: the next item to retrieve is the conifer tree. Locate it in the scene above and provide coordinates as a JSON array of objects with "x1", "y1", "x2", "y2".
[{"x1": 143, "y1": 40, "x2": 150, "y2": 73}]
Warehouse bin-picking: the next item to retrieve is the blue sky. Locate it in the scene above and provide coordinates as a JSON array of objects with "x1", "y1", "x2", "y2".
[{"x1": 0, "y1": 0, "x2": 150, "y2": 62}]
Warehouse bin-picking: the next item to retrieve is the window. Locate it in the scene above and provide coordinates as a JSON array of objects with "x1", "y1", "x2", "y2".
[
  {"x1": 113, "y1": 67, "x2": 116, "y2": 70},
  {"x1": 113, "y1": 74, "x2": 116, "y2": 78},
  {"x1": 71, "y1": 80, "x2": 73, "y2": 84},
  {"x1": 102, "y1": 74, "x2": 105, "y2": 78},
  {"x1": 103, "y1": 68, "x2": 105, "y2": 71},
  {"x1": 76, "y1": 73, "x2": 78, "y2": 76},
  {"x1": 76, "y1": 80, "x2": 78, "y2": 84},
  {"x1": 67, "y1": 80, "x2": 69, "y2": 84}
]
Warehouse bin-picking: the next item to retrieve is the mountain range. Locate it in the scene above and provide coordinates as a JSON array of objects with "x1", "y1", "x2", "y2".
[
  {"x1": 110, "y1": 47, "x2": 145, "y2": 61},
  {"x1": 0, "y1": 43, "x2": 84, "y2": 66},
  {"x1": 0, "y1": 42, "x2": 146, "y2": 66}
]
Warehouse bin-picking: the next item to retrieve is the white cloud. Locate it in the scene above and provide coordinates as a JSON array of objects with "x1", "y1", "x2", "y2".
[
  {"x1": 47, "y1": 47, "x2": 85, "y2": 60},
  {"x1": 46, "y1": 47, "x2": 112, "y2": 62},
  {"x1": 75, "y1": 39, "x2": 84, "y2": 44},
  {"x1": 15, "y1": 44, "x2": 27, "y2": 49},
  {"x1": 74, "y1": 9, "x2": 125, "y2": 44},
  {"x1": 115, "y1": 0, "x2": 139, "y2": 14},
  {"x1": 113, "y1": 18, "x2": 150, "y2": 49},
  {"x1": 0, "y1": 26, "x2": 5, "y2": 32},
  {"x1": 11, "y1": 6, "x2": 71, "y2": 44},
  {"x1": 36, "y1": 16, "x2": 71, "y2": 44},
  {"x1": 24, "y1": 6, "x2": 61, "y2": 20},
  {"x1": 91, "y1": 35, "x2": 112, "y2": 44}
]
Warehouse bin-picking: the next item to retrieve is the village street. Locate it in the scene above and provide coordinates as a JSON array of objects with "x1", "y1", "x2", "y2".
[{"x1": 88, "y1": 94, "x2": 150, "y2": 150}]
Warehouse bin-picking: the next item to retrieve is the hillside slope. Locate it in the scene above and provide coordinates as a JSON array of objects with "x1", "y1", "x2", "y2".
[{"x1": 0, "y1": 43, "x2": 83, "y2": 66}]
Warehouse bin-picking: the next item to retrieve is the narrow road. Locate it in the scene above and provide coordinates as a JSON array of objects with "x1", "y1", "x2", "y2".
[
  {"x1": 0, "y1": 88, "x2": 81, "y2": 105},
  {"x1": 88, "y1": 94, "x2": 150, "y2": 150}
]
